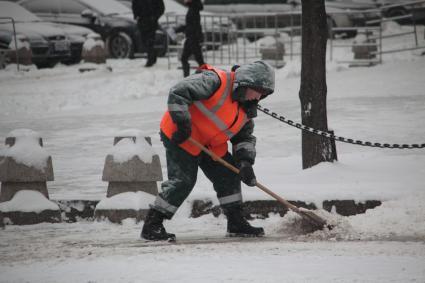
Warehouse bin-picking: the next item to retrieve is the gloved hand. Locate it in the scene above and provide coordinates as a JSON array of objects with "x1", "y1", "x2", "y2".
[
  {"x1": 171, "y1": 122, "x2": 191, "y2": 145},
  {"x1": 239, "y1": 161, "x2": 256, "y2": 187}
]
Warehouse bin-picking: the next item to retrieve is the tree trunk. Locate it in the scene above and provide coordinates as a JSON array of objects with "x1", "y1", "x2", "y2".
[{"x1": 299, "y1": 0, "x2": 335, "y2": 169}]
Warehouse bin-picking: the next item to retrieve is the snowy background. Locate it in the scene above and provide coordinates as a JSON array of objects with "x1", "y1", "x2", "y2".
[{"x1": 0, "y1": 22, "x2": 425, "y2": 282}]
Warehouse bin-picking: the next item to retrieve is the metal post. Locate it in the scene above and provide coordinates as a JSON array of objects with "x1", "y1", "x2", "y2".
[
  {"x1": 243, "y1": 16, "x2": 247, "y2": 63},
  {"x1": 235, "y1": 17, "x2": 239, "y2": 63},
  {"x1": 328, "y1": 130, "x2": 338, "y2": 162},
  {"x1": 212, "y1": 16, "x2": 216, "y2": 64},
  {"x1": 203, "y1": 14, "x2": 208, "y2": 63},
  {"x1": 11, "y1": 19, "x2": 19, "y2": 71},
  {"x1": 290, "y1": 13, "x2": 293, "y2": 60},
  {"x1": 413, "y1": 19, "x2": 418, "y2": 46},
  {"x1": 166, "y1": 15, "x2": 171, "y2": 70},
  {"x1": 379, "y1": 21, "x2": 383, "y2": 64},
  {"x1": 219, "y1": 15, "x2": 223, "y2": 63},
  {"x1": 254, "y1": 13, "x2": 258, "y2": 56},
  {"x1": 329, "y1": 19, "x2": 333, "y2": 61},
  {"x1": 274, "y1": 14, "x2": 278, "y2": 67}
]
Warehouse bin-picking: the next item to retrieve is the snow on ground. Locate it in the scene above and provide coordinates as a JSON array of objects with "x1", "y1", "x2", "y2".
[{"x1": 0, "y1": 23, "x2": 425, "y2": 282}]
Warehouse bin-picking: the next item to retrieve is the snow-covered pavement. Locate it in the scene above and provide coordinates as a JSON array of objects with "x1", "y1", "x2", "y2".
[{"x1": 1, "y1": 26, "x2": 425, "y2": 282}]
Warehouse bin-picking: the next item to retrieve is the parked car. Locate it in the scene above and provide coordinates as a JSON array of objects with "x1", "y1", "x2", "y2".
[
  {"x1": 0, "y1": 29, "x2": 12, "y2": 50},
  {"x1": 0, "y1": 1, "x2": 98, "y2": 66},
  {"x1": 0, "y1": 30, "x2": 11, "y2": 68},
  {"x1": 50, "y1": 22, "x2": 97, "y2": 64},
  {"x1": 378, "y1": 0, "x2": 425, "y2": 22},
  {"x1": 325, "y1": 0, "x2": 379, "y2": 11},
  {"x1": 0, "y1": 1, "x2": 73, "y2": 67},
  {"x1": 202, "y1": 0, "x2": 377, "y2": 38},
  {"x1": 16, "y1": 0, "x2": 168, "y2": 58}
]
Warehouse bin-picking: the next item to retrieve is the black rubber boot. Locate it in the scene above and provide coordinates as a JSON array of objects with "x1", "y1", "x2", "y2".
[
  {"x1": 145, "y1": 46, "x2": 157, "y2": 67},
  {"x1": 182, "y1": 62, "x2": 190, "y2": 77},
  {"x1": 224, "y1": 205, "x2": 264, "y2": 237},
  {"x1": 141, "y1": 209, "x2": 176, "y2": 241},
  {"x1": 145, "y1": 54, "x2": 157, "y2": 67}
]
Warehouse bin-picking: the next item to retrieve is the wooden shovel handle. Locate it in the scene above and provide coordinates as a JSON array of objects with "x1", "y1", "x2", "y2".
[{"x1": 188, "y1": 137, "x2": 301, "y2": 213}]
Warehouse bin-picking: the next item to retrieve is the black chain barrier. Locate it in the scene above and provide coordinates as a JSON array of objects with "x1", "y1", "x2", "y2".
[{"x1": 257, "y1": 104, "x2": 425, "y2": 149}]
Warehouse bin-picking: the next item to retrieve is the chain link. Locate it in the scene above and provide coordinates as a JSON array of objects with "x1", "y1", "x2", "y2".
[{"x1": 257, "y1": 104, "x2": 425, "y2": 149}]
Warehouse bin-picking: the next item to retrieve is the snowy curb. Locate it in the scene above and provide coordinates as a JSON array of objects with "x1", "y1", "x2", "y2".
[{"x1": 0, "y1": 198, "x2": 382, "y2": 225}]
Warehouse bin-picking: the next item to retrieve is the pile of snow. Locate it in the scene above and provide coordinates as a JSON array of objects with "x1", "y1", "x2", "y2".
[{"x1": 0, "y1": 190, "x2": 59, "y2": 212}]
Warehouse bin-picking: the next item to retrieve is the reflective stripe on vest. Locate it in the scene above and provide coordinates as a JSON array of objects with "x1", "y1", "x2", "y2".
[{"x1": 160, "y1": 67, "x2": 248, "y2": 156}]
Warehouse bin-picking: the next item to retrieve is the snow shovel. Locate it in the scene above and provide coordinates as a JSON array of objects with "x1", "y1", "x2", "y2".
[{"x1": 188, "y1": 137, "x2": 332, "y2": 231}]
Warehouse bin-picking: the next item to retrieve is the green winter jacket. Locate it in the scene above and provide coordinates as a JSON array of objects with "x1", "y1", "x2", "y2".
[{"x1": 165, "y1": 61, "x2": 275, "y2": 164}]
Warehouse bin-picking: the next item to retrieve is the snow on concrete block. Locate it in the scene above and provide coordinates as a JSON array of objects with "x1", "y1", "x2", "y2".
[
  {"x1": 99, "y1": 134, "x2": 162, "y2": 222},
  {"x1": 0, "y1": 129, "x2": 54, "y2": 203},
  {"x1": 95, "y1": 191, "x2": 155, "y2": 223},
  {"x1": 82, "y1": 33, "x2": 106, "y2": 64},
  {"x1": 102, "y1": 135, "x2": 162, "y2": 197},
  {"x1": 0, "y1": 190, "x2": 61, "y2": 225}
]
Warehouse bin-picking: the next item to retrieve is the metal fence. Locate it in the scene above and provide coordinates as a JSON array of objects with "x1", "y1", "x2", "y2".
[{"x1": 164, "y1": 0, "x2": 425, "y2": 69}]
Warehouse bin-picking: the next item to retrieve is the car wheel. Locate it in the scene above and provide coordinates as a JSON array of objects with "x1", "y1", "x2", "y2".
[
  {"x1": 386, "y1": 7, "x2": 408, "y2": 18},
  {"x1": 0, "y1": 49, "x2": 9, "y2": 69},
  {"x1": 106, "y1": 31, "x2": 134, "y2": 59}
]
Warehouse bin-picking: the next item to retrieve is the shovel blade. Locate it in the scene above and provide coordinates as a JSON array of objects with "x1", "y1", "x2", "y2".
[{"x1": 298, "y1": 210, "x2": 333, "y2": 231}]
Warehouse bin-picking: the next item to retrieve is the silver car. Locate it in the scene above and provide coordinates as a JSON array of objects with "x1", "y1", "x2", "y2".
[{"x1": 0, "y1": 1, "x2": 94, "y2": 67}]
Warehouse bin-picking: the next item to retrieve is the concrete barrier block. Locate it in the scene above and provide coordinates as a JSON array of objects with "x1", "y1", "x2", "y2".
[
  {"x1": 0, "y1": 129, "x2": 54, "y2": 204},
  {"x1": 102, "y1": 154, "x2": 162, "y2": 182},
  {"x1": 352, "y1": 32, "x2": 378, "y2": 61},
  {"x1": 97, "y1": 134, "x2": 163, "y2": 222},
  {"x1": 81, "y1": 33, "x2": 106, "y2": 64},
  {"x1": 0, "y1": 156, "x2": 54, "y2": 182},
  {"x1": 8, "y1": 46, "x2": 32, "y2": 66}
]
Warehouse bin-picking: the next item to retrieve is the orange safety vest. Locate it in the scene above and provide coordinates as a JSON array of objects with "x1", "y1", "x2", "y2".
[{"x1": 160, "y1": 64, "x2": 249, "y2": 157}]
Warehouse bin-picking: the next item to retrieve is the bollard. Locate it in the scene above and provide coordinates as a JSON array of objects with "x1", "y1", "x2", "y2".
[
  {"x1": 79, "y1": 33, "x2": 112, "y2": 73},
  {"x1": 351, "y1": 30, "x2": 378, "y2": 66},
  {"x1": 259, "y1": 34, "x2": 286, "y2": 69},
  {"x1": 328, "y1": 130, "x2": 338, "y2": 162},
  {"x1": 0, "y1": 129, "x2": 60, "y2": 225},
  {"x1": 81, "y1": 33, "x2": 106, "y2": 64},
  {"x1": 95, "y1": 132, "x2": 163, "y2": 223},
  {"x1": 8, "y1": 38, "x2": 32, "y2": 66}
]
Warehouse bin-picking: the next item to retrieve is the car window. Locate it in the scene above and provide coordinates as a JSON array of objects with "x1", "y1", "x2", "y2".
[
  {"x1": 57, "y1": 0, "x2": 87, "y2": 14},
  {"x1": 79, "y1": 0, "x2": 131, "y2": 15},
  {"x1": 21, "y1": 0, "x2": 60, "y2": 14},
  {"x1": 0, "y1": 1, "x2": 42, "y2": 22}
]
